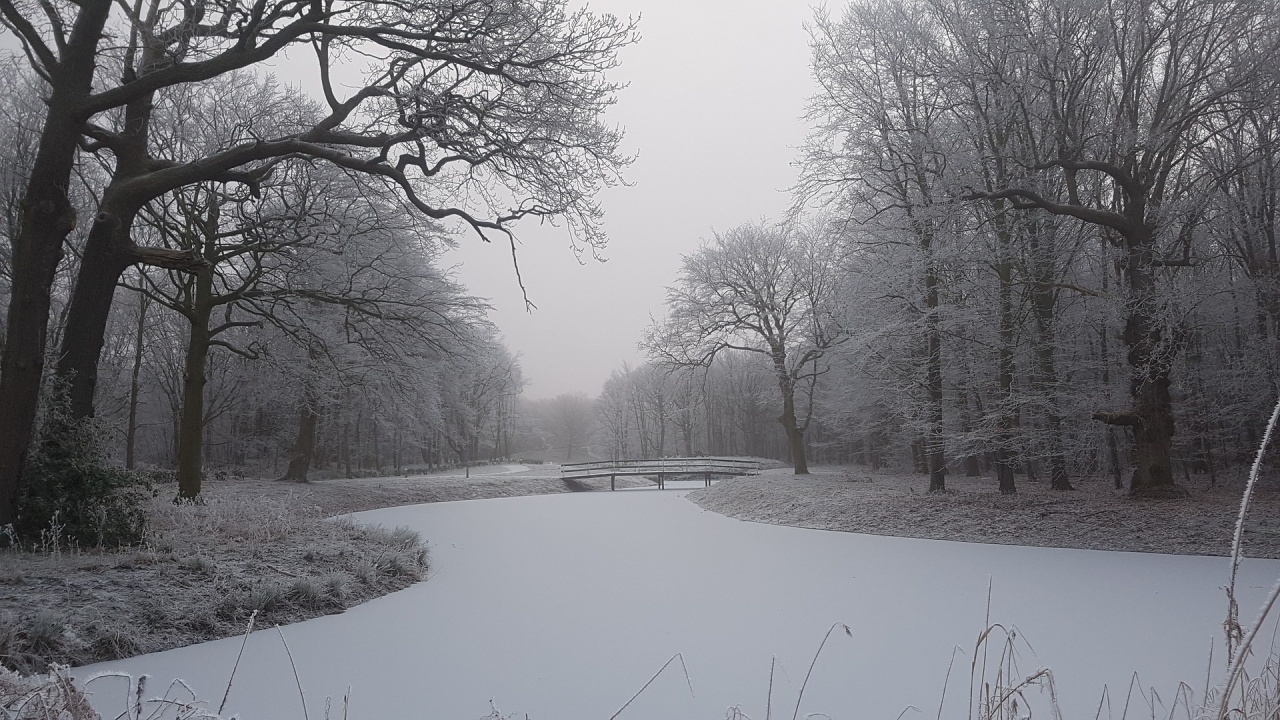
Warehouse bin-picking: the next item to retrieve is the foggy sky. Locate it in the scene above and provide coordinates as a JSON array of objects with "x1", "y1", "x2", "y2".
[{"x1": 447, "y1": 0, "x2": 817, "y2": 399}]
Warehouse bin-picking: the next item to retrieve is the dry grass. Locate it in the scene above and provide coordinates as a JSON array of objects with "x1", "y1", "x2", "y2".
[
  {"x1": 0, "y1": 487, "x2": 427, "y2": 676},
  {"x1": 0, "y1": 468, "x2": 640, "y2": 678},
  {"x1": 0, "y1": 665, "x2": 97, "y2": 720}
]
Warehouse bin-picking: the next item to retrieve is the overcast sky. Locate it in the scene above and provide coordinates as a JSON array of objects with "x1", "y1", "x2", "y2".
[{"x1": 446, "y1": 0, "x2": 818, "y2": 399}]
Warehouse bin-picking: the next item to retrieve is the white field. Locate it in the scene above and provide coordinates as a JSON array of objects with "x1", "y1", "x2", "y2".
[{"x1": 75, "y1": 490, "x2": 1280, "y2": 720}]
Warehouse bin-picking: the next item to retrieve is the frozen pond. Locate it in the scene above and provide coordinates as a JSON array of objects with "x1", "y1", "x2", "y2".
[{"x1": 76, "y1": 490, "x2": 1280, "y2": 720}]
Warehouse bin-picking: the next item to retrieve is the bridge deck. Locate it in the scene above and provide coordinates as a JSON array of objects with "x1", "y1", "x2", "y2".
[{"x1": 562, "y1": 457, "x2": 760, "y2": 489}]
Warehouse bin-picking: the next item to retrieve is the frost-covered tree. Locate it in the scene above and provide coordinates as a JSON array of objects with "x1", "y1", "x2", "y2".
[
  {"x1": 0, "y1": 0, "x2": 636, "y2": 524},
  {"x1": 646, "y1": 221, "x2": 846, "y2": 474}
]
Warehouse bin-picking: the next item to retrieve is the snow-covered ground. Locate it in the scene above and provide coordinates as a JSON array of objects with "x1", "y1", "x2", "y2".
[{"x1": 75, "y1": 490, "x2": 1280, "y2": 720}]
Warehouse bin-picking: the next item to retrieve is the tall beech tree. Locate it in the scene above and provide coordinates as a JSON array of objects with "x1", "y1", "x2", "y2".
[
  {"x1": 645, "y1": 221, "x2": 846, "y2": 475},
  {"x1": 0, "y1": 0, "x2": 635, "y2": 523}
]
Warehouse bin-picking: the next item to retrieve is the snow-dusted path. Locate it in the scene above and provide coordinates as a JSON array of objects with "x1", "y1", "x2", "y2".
[{"x1": 76, "y1": 491, "x2": 1280, "y2": 720}]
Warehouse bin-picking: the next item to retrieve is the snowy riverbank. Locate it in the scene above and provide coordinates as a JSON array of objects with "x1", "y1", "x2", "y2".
[
  {"x1": 691, "y1": 466, "x2": 1280, "y2": 558},
  {"x1": 0, "y1": 466, "x2": 646, "y2": 673},
  {"x1": 72, "y1": 489, "x2": 1280, "y2": 720}
]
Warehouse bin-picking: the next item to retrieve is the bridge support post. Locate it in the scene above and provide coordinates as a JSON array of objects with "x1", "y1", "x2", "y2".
[{"x1": 610, "y1": 474, "x2": 615, "y2": 491}]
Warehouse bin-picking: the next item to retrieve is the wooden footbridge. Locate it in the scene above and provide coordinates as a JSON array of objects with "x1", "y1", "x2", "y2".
[{"x1": 561, "y1": 457, "x2": 761, "y2": 490}]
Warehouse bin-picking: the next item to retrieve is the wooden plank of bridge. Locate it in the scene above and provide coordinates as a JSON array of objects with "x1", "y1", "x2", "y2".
[{"x1": 563, "y1": 457, "x2": 760, "y2": 489}]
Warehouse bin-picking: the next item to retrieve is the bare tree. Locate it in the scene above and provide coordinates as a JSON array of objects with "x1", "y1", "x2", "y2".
[
  {"x1": 646, "y1": 221, "x2": 846, "y2": 474},
  {"x1": 440, "y1": 330, "x2": 521, "y2": 474},
  {"x1": 596, "y1": 367, "x2": 635, "y2": 461},
  {"x1": 0, "y1": 0, "x2": 636, "y2": 524},
  {"x1": 804, "y1": 1, "x2": 955, "y2": 489}
]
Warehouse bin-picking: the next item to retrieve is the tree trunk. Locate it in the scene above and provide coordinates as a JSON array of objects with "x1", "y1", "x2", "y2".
[
  {"x1": 125, "y1": 291, "x2": 149, "y2": 470},
  {"x1": 353, "y1": 409, "x2": 362, "y2": 470},
  {"x1": 1108, "y1": 428, "x2": 1124, "y2": 490},
  {"x1": 58, "y1": 206, "x2": 137, "y2": 418},
  {"x1": 342, "y1": 414, "x2": 353, "y2": 478},
  {"x1": 57, "y1": 48, "x2": 205, "y2": 422},
  {"x1": 924, "y1": 249, "x2": 945, "y2": 493},
  {"x1": 1028, "y1": 225, "x2": 1072, "y2": 491},
  {"x1": 56, "y1": 52, "x2": 160, "y2": 421},
  {"x1": 176, "y1": 272, "x2": 213, "y2": 500},
  {"x1": 776, "y1": 378, "x2": 809, "y2": 475},
  {"x1": 1120, "y1": 236, "x2": 1183, "y2": 497},
  {"x1": 282, "y1": 403, "x2": 319, "y2": 482},
  {"x1": 1098, "y1": 247, "x2": 1125, "y2": 490},
  {"x1": 958, "y1": 392, "x2": 981, "y2": 476},
  {"x1": 282, "y1": 385, "x2": 319, "y2": 483},
  {"x1": 994, "y1": 213, "x2": 1017, "y2": 495},
  {"x1": 1126, "y1": 372, "x2": 1179, "y2": 495},
  {"x1": 0, "y1": 0, "x2": 114, "y2": 525}
]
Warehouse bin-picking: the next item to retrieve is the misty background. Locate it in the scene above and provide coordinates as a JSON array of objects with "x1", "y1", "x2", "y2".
[{"x1": 448, "y1": 0, "x2": 815, "y2": 399}]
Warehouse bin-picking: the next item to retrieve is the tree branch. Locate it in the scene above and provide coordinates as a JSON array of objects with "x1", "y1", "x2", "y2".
[{"x1": 1093, "y1": 410, "x2": 1141, "y2": 427}]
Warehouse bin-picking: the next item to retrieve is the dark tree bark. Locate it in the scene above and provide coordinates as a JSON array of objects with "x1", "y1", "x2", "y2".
[
  {"x1": 282, "y1": 345, "x2": 323, "y2": 483},
  {"x1": 124, "y1": 291, "x2": 149, "y2": 470},
  {"x1": 0, "y1": 0, "x2": 114, "y2": 525},
  {"x1": 777, "y1": 379, "x2": 809, "y2": 475},
  {"x1": 342, "y1": 411, "x2": 353, "y2": 478},
  {"x1": 923, "y1": 233, "x2": 945, "y2": 492},
  {"x1": 993, "y1": 212, "x2": 1018, "y2": 495},
  {"x1": 56, "y1": 56, "x2": 206, "y2": 420},
  {"x1": 1027, "y1": 223, "x2": 1072, "y2": 491},
  {"x1": 175, "y1": 273, "x2": 212, "y2": 500},
  {"x1": 282, "y1": 398, "x2": 320, "y2": 483},
  {"x1": 57, "y1": 205, "x2": 139, "y2": 419}
]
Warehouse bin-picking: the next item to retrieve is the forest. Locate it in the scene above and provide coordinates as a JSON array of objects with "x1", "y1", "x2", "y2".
[
  {"x1": 0, "y1": 0, "x2": 634, "y2": 544},
  {"x1": 6, "y1": 0, "x2": 1280, "y2": 716},
  {"x1": 1, "y1": 0, "x2": 1278, "y2": 551},
  {"x1": 622, "y1": 0, "x2": 1280, "y2": 499}
]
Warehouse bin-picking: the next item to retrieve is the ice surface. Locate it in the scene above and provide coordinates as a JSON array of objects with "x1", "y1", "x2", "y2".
[{"x1": 74, "y1": 490, "x2": 1280, "y2": 720}]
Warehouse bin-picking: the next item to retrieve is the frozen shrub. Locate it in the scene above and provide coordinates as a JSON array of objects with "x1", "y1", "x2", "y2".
[
  {"x1": 289, "y1": 578, "x2": 324, "y2": 609},
  {"x1": 246, "y1": 584, "x2": 284, "y2": 613},
  {"x1": 84, "y1": 622, "x2": 141, "y2": 662},
  {"x1": 352, "y1": 558, "x2": 378, "y2": 585},
  {"x1": 134, "y1": 466, "x2": 178, "y2": 486},
  {"x1": 322, "y1": 573, "x2": 348, "y2": 600},
  {"x1": 365, "y1": 525, "x2": 421, "y2": 549},
  {"x1": 0, "y1": 611, "x2": 81, "y2": 675},
  {"x1": 0, "y1": 665, "x2": 95, "y2": 720},
  {"x1": 379, "y1": 552, "x2": 426, "y2": 579},
  {"x1": 9, "y1": 405, "x2": 154, "y2": 550},
  {"x1": 179, "y1": 556, "x2": 216, "y2": 575}
]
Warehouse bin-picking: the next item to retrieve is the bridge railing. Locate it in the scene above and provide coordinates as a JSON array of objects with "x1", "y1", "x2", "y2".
[{"x1": 561, "y1": 457, "x2": 761, "y2": 489}]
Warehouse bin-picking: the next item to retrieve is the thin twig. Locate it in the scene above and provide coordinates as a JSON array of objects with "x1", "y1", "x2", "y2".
[
  {"x1": 1218, "y1": 577, "x2": 1280, "y2": 720},
  {"x1": 767, "y1": 656, "x2": 776, "y2": 720},
  {"x1": 277, "y1": 625, "x2": 310, "y2": 720},
  {"x1": 219, "y1": 610, "x2": 257, "y2": 714},
  {"x1": 1226, "y1": 397, "x2": 1280, "y2": 664},
  {"x1": 607, "y1": 652, "x2": 694, "y2": 720},
  {"x1": 792, "y1": 623, "x2": 852, "y2": 720}
]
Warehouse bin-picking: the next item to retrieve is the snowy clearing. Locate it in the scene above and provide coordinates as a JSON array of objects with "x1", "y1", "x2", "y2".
[{"x1": 74, "y1": 489, "x2": 1280, "y2": 720}]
